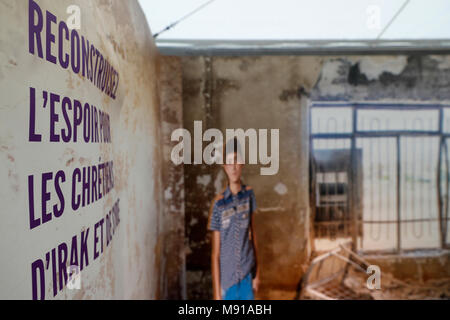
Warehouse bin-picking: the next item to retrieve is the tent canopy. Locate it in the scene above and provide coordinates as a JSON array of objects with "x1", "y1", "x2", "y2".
[{"x1": 138, "y1": 0, "x2": 450, "y2": 54}]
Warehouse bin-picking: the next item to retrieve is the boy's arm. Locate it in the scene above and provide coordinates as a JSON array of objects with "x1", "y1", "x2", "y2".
[
  {"x1": 251, "y1": 211, "x2": 260, "y2": 291},
  {"x1": 211, "y1": 230, "x2": 221, "y2": 300}
]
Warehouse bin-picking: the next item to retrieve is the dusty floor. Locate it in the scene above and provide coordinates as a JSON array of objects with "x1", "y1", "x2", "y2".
[
  {"x1": 256, "y1": 289, "x2": 298, "y2": 300},
  {"x1": 256, "y1": 268, "x2": 450, "y2": 300},
  {"x1": 343, "y1": 268, "x2": 450, "y2": 300}
]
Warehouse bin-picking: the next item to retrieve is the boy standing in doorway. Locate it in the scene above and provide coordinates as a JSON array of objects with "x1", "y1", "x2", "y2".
[{"x1": 207, "y1": 138, "x2": 260, "y2": 300}]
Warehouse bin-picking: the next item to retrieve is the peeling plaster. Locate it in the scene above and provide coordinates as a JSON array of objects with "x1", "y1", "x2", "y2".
[
  {"x1": 214, "y1": 170, "x2": 225, "y2": 194},
  {"x1": 196, "y1": 174, "x2": 212, "y2": 187},
  {"x1": 190, "y1": 217, "x2": 198, "y2": 226},
  {"x1": 164, "y1": 187, "x2": 173, "y2": 200},
  {"x1": 274, "y1": 182, "x2": 288, "y2": 195},
  {"x1": 313, "y1": 55, "x2": 450, "y2": 101},
  {"x1": 359, "y1": 56, "x2": 408, "y2": 81},
  {"x1": 315, "y1": 59, "x2": 348, "y2": 98},
  {"x1": 429, "y1": 55, "x2": 450, "y2": 70}
]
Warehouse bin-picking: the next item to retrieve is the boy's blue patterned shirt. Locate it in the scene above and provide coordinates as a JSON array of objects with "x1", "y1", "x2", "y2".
[{"x1": 208, "y1": 183, "x2": 257, "y2": 292}]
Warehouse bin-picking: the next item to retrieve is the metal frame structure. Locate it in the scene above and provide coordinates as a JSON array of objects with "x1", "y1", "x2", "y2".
[
  {"x1": 310, "y1": 102, "x2": 450, "y2": 253},
  {"x1": 155, "y1": 39, "x2": 450, "y2": 56},
  {"x1": 296, "y1": 240, "x2": 373, "y2": 300}
]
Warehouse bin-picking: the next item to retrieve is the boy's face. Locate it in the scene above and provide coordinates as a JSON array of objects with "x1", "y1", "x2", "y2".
[{"x1": 223, "y1": 152, "x2": 243, "y2": 184}]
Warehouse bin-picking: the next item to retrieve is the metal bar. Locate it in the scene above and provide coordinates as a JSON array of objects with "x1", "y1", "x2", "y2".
[
  {"x1": 156, "y1": 39, "x2": 450, "y2": 56},
  {"x1": 444, "y1": 139, "x2": 449, "y2": 247},
  {"x1": 419, "y1": 122, "x2": 426, "y2": 238},
  {"x1": 360, "y1": 247, "x2": 448, "y2": 255},
  {"x1": 312, "y1": 131, "x2": 441, "y2": 139},
  {"x1": 307, "y1": 271, "x2": 345, "y2": 289},
  {"x1": 426, "y1": 128, "x2": 434, "y2": 238},
  {"x1": 437, "y1": 137, "x2": 443, "y2": 248},
  {"x1": 363, "y1": 130, "x2": 441, "y2": 136},
  {"x1": 387, "y1": 134, "x2": 392, "y2": 240},
  {"x1": 308, "y1": 100, "x2": 316, "y2": 254},
  {"x1": 334, "y1": 157, "x2": 340, "y2": 239},
  {"x1": 377, "y1": 136, "x2": 384, "y2": 239},
  {"x1": 376, "y1": 0, "x2": 410, "y2": 40},
  {"x1": 306, "y1": 287, "x2": 336, "y2": 300},
  {"x1": 309, "y1": 242, "x2": 352, "y2": 264},
  {"x1": 440, "y1": 109, "x2": 448, "y2": 249},
  {"x1": 330, "y1": 252, "x2": 367, "y2": 273},
  {"x1": 410, "y1": 123, "x2": 421, "y2": 239},
  {"x1": 324, "y1": 119, "x2": 333, "y2": 239},
  {"x1": 369, "y1": 127, "x2": 377, "y2": 241},
  {"x1": 404, "y1": 136, "x2": 410, "y2": 238},
  {"x1": 311, "y1": 102, "x2": 450, "y2": 111},
  {"x1": 397, "y1": 136, "x2": 401, "y2": 253},
  {"x1": 351, "y1": 106, "x2": 358, "y2": 250},
  {"x1": 153, "y1": 0, "x2": 218, "y2": 39},
  {"x1": 338, "y1": 244, "x2": 372, "y2": 267},
  {"x1": 437, "y1": 107, "x2": 445, "y2": 249},
  {"x1": 375, "y1": 125, "x2": 383, "y2": 240},
  {"x1": 312, "y1": 103, "x2": 447, "y2": 110},
  {"x1": 361, "y1": 218, "x2": 447, "y2": 223}
]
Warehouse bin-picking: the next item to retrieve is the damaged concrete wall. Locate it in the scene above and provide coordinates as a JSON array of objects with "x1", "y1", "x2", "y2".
[
  {"x1": 364, "y1": 251, "x2": 450, "y2": 282},
  {"x1": 158, "y1": 56, "x2": 186, "y2": 299},
  {"x1": 312, "y1": 55, "x2": 450, "y2": 101},
  {"x1": 0, "y1": 0, "x2": 183, "y2": 299},
  {"x1": 180, "y1": 54, "x2": 450, "y2": 299},
  {"x1": 182, "y1": 56, "x2": 316, "y2": 299}
]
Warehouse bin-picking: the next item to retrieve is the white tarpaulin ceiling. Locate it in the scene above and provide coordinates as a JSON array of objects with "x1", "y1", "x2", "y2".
[
  {"x1": 138, "y1": 0, "x2": 450, "y2": 54},
  {"x1": 139, "y1": 0, "x2": 450, "y2": 40}
]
